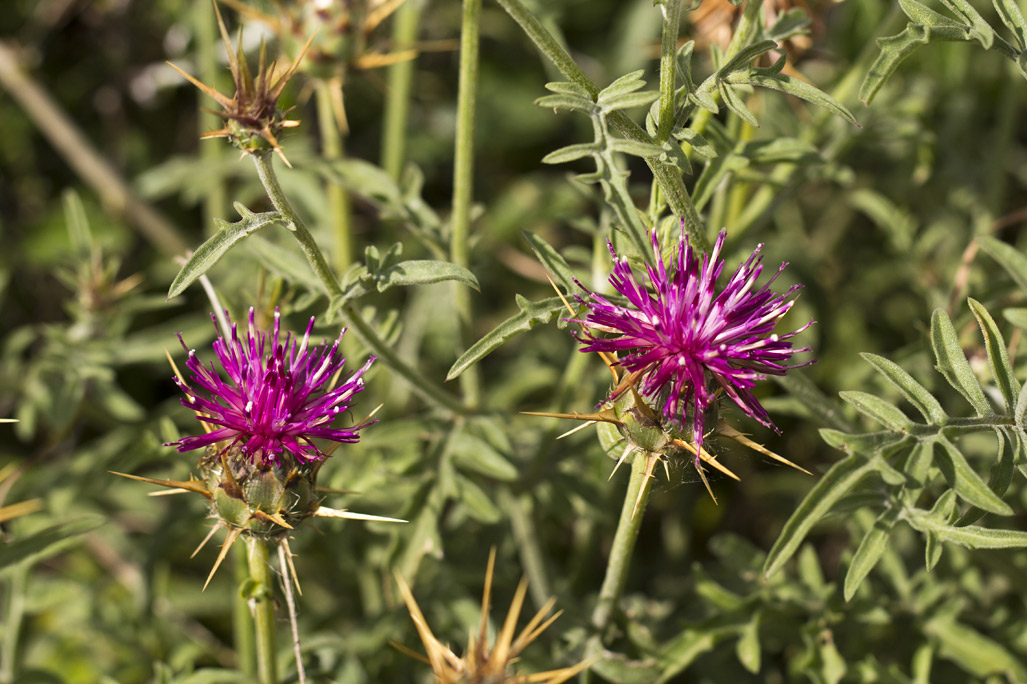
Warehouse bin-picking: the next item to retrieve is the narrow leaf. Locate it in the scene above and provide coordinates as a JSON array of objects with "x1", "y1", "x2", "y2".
[
  {"x1": 541, "y1": 142, "x2": 599, "y2": 164},
  {"x1": 977, "y1": 234, "x2": 1027, "y2": 294},
  {"x1": 860, "y1": 24, "x2": 972, "y2": 105},
  {"x1": 718, "y1": 82, "x2": 759, "y2": 127},
  {"x1": 716, "y1": 39, "x2": 779, "y2": 77},
  {"x1": 608, "y1": 138, "x2": 667, "y2": 158},
  {"x1": 673, "y1": 128, "x2": 718, "y2": 158},
  {"x1": 447, "y1": 296, "x2": 565, "y2": 380},
  {"x1": 840, "y1": 391, "x2": 913, "y2": 432},
  {"x1": 923, "y1": 615, "x2": 1027, "y2": 680},
  {"x1": 597, "y1": 69, "x2": 648, "y2": 99},
  {"x1": 764, "y1": 453, "x2": 877, "y2": 577},
  {"x1": 375, "y1": 260, "x2": 480, "y2": 293},
  {"x1": 861, "y1": 353, "x2": 947, "y2": 425},
  {"x1": 600, "y1": 90, "x2": 661, "y2": 113},
  {"x1": 535, "y1": 93, "x2": 595, "y2": 112},
  {"x1": 968, "y1": 298, "x2": 1019, "y2": 412},
  {"x1": 930, "y1": 308, "x2": 991, "y2": 416},
  {"x1": 909, "y1": 508, "x2": 1027, "y2": 548},
  {"x1": 456, "y1": 475, "x2": 502, "y2": 523},
  {"x1": 168, "y1": 205, "x2": 281, "y2": 298},
  {"x1": 843, "y1": 506, "x2": 899, "y2": 601},
  {"x1": 522, "y1": 230, "x2": 578, "y2": 292},
  {"x1": 728, "y1": 71, "x2": 859, "y2": 126},
  {"x1": 936, "y1": 435, "x2": 1012, "y2": 515},
  {"x1": 936, "y1": 0, "x2": 995, "y2": 48},
  {"x1": 899, "y1": 0, "x2": 964, "y2": 27},
  {"x1": 994, "y1": 0, "x2": 1027, "y2": 49},
  {"x1": 544, "y1": 80, "x2": 591, "y2": 97}
]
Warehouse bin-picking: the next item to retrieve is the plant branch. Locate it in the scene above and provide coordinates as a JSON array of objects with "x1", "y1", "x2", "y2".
[{"x1": 247, "y1": 536, "x2": 278, "y2": 684}]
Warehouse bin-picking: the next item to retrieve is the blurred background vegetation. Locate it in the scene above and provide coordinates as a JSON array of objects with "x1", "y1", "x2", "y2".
[{"x1": 2, "y1": 0, "x2": 1027, "y2": 682}]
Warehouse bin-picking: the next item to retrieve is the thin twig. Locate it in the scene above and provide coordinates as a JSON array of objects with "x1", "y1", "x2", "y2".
[{"x1": 278, "y1": 541, "x2": 307, "y2": 684}]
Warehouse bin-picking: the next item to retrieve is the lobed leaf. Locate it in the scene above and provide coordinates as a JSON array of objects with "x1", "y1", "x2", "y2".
[
  {"x1": 860, "y1": 24, "x2": 973, "y2": 105},
  {"x1": 861, "y1": 353, "x2": 947, "y2": 425},
  {"x1": 374, "y1": 260, "x2": 479, "y2": 293},
  {"x1": 937, "y1": 0, "x2": 995, "y2": 47},
  {"x1": 930, "y1": 308, "x2": 991, "y2": 416},
  {"x1": 447, "y1": 296, "x2": 566, "y2": 381},
  {"x1": 168, "y1": 204, "x2": 282, "y2": 299}
]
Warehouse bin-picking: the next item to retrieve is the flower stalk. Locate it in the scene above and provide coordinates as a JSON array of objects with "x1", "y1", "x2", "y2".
[
  {"x1": 381, "y1": 0, "x2": 423, "y2": 179},
  {"x1": 250, "y1": 151, "x2": 467, "y2": 416},
  {"x1": 452, "y1": 0, "x2": 483, "y2": 406},
  {"x1": 591, "y1": 451, "x2": 653, "y2": 635},
  {"x1": 247, "y1": 536, "x2": 278, "y2": 684},
  {"x1": 315, "y1": 79, "x2": 353, "y2": 271}
]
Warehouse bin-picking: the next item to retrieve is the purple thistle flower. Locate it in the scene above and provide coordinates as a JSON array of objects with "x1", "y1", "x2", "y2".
[
  {"x1": 168, "y1": 308, "x2": 375, "y2": 465},
  {"x1": 575, "y1": 228, "x2": 814, "y2": 452}
]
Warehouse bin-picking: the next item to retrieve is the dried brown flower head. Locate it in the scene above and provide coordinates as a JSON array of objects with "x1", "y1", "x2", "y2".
[{"x1": 396, "y1": 550, "x2": 592, "y2": 684}]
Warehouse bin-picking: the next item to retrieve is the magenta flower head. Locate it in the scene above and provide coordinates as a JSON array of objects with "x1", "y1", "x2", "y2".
[
  {"x1": 168, "y1": 308, "x2": 375, "y2": 466},
  {"x1": 575, "y1": 228, "x2": 813, "y2": 452}
]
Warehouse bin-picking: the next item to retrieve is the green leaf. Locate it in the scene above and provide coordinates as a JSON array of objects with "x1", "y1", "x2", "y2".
[
  {"x1": 716, "y1": 39, "x2": 779, "y2": 77},
  {"x1": 819, "y1": 428, "x2": 906, "y2": 454},
  {"x1": 765, "y1": 9, "x2": 811, "y2": 41},
  {"x1": 843, "y1": 506, "x2": 899, "y2": 601},
  {"x1": 977, "y1": 234, "x2": 1027, "y2": 294},
  {"x1": 1002, "y1": 306, "x2": 1027, "y2": 330},
  {"x1": 861, "y1": 353, "x2": 947, "y2": 425},
  {"x1": 247, "y1": 236, "x2": 329, "y2": 295},
  {"x1": 456, "y1": 475, "x2": 502, "y2": 523},
  {"x1": 968, "y1": 298, "x2": 1020, "y2": 412},
  {"x1": 598, "y1": 69, "x2": 648, "y2": 99},
  {"x1": 168, "y1": 204, "x2": 282, "y2": 299},
  {"x1": 727, "y1": 70, "x2": 859, "y2": 126},
  {"x1": 994, "y1": 0, "x2": 1027, "y2": 49},
  {"x1": 840, "y1": 391, "x2": 913, "y2": 432},
  {"x1": 764, "y1": 453, "x2": 877, "y2": 577},
  {"x1": 718, "y1": 82, "x2": 759, "y2": 127},
  {"x1": 449, "y1": 431, "x2": 517, "y2": 478},
  {"x1": 910, "y1": 508, "x2": 1027, "y2": 547},
  {"x1": 958, "y1": 429, "x2": 1015, "y2": 525},
  {"x1": 0, "y1": 518, "x2": 104, "y2": 572},
  {"x1": 936, "y1": 435, "x2": 1012, "y2": 515},
  {"x1": 544, "y1": 80, "x2": 592, "y2": 97},
  {"x1": 735, "y1": 612, "x2": 762, "y2": 674},
  {"x1": 741, "y1": 138, "x2": 819, "y2": 164},
  {"x1": 860, "y1": 24, "x2": 973, "y2": 105},
  {"x1": 600, "y1": 90, "x2": 661, "y2": 113},
  {"x1": 930, "y1": 308, "x2": 991, "y2": 416},
  {"x1": 937, "y1": 0, "x2": 995, "y2": 47},
  {"x1": 375, "y1": 260, "x2": 480, "y2": 293},
  {"x1": 1016, "y1": 378, "x2": 1027, "y2": 428},
  {"x1": 898, "y1": 0, "x2": 964, "y2": 27},
  {"x1": 848, "y1": 189, "x2": 917, "y2": 251},
  {"x1": 923, "y1": 614, "x2": 1027, "y2": 681},
  {"x1": 541, "y1": 142, "x2": 599, "y2": 164},
  {"x1": 673, "y1": 128, "x2": 718, "y2": 158},
  {"x1": 447, "y1": 296, "x2": 566, "y2": 381},
  {"x1": 608, "y1": 138, "x2": 667, "y2": 158},
  {"x1": 535, "y1": 93, "x2": 595, "y2": 112},
  {"x1": 522, "y1": 230, "x2": 578, "y2": 292}
]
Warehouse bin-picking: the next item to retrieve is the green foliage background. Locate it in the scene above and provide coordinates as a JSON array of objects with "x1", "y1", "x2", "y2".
[{"x1": 2, "y1": 0, "x2": 1027, "y2": 682}]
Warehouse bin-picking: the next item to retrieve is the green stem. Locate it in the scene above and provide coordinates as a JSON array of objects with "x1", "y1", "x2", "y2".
[
  {"x1": 656, "y1": 0, "x2": 681, "y2": 144},
  {"x1": 1, "y1": 562, "x2": 28, "y2": 684},
  {"x1": 381, "y1": 0, "x2": 423, "y2": 179},
  {"x1": 498, "y1": 487, "x2": 551, "y2": 609},
  {"x1": 250, "y1": 152, "x2": 467, "y2": 415},
  {"x1": 233, "y1": 542, "x2": 256, "y2": 678},
  {"x1": 492, "y1": 0, "x2": 709, "y2": 254},
  {"x1": 452, "y1": 0, "x2": 483, "y2": 406},
  {"x1": 315, "y1": 79, "x2": 353, "y2": 272},
  {"x1": 195, "y1": 0, "x2": 227, "y2": 230},
  {"x1": 591, "y1": 453, "x2": 654, "y2": 635},
  {"x1": 246, "y1": 536, "x2": 278, "y2": 684}
]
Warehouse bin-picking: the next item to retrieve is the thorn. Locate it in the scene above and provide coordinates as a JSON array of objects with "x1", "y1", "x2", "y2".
[
  {"x1": 204, "y1": 525, "x2": 242, "y2": 590},
  {"x1": 609, "y1": 443, "x2": 634, "y2": 481},
  {"x1": 556, "y1": 420, "x2": 596, "y2": 440},
  {"x1": 716, "y1": 419, "x2": 811, "y2": 475},
  {"x1": 281, "y1": 537, "x2": 302, "y2": 597},
  {"x1": 694, "y1": 461, "x2": 717, "y2": 505},
  {"x1": 521, "y1": 409, "x2": 621, "y2": 425},
  {"x1": 632, "y1": 453, "x2": 659, "y2": 518},
  {"x1": 109, "y1": 471, "x2": 213, "y2": 499},
  {"x1": 192, "y1": 523, "x2": 223, "y2": 558},
  {"x1": 250, "y1": 509, "x2": 294, "y2": 529},
  {"x1": 671, "y1": 439, "x2": 740, "y2": 481},
  {"x1": 314, "y1": 506, "x2": 407, "y2": 523}
]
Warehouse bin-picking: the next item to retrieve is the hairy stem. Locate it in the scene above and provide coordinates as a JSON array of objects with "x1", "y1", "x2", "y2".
[
  {"x1": 656, "y1": 0, "x2": 682, "y2": 144},
  {"x1": 247, "y1": 536, "x2": 278, "y2": 684},
  {"x1": 452, "y1": 0, "x2": 483, "y2": 406},
  {"x1": 591, "y1": 453, "x2": 653, "y2": 635},
  {"x1": 315, "y1": 78, "x2": 353, "y2": 271},
  {"x1": 250, "y1": 152, "x2": 466, "y2": 415}
]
